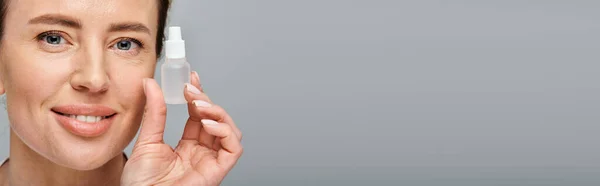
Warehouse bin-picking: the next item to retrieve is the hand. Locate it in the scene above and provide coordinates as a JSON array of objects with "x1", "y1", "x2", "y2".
[{"x1": 121, "y1": 72, "x2": 243, "y2": 186}]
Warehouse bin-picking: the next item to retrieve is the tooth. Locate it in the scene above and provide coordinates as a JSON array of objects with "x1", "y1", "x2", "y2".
[
  {"x1": 70, "y1": 115, "x2": 76, "y2": 119},
  {"x1": 95, "y1": 116, "x2": 101, "y2": 122},
  {"x1": 85, "y1": 116, "x2": 95, "y2": 123},
  {"x1": 76, "y1": 115, "x2": 86, "y2": 122}
]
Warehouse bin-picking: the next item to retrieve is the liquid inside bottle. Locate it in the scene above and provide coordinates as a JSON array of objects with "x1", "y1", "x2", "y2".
[{"x1": 161, "y1": 57, "x2": 190, "y2": 104}]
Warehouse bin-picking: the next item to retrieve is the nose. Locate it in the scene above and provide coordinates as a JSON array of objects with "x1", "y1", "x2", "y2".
[{"x1": 70, "y1": 43, "x2": 109, "y2": 93}]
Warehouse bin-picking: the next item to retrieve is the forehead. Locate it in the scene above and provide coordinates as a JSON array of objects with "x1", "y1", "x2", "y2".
[{"x1": 5, "y1": 0, "x2": 159, "y2": 30}]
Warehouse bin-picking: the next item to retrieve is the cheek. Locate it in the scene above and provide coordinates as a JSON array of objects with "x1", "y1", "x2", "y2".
[
  {"x1": 107, "y1": 57, "x2": 155, "y2": 120},
  {"x1": 109, "y1": 60, "x2": 155, "y2": 103},
  {"x1": 3, "y1": 52, "x2": 75, "y2": 154},
  {"x1": 4, "y1": 49, "x2": 73, "y2": 122},
  {"x1": 4, "y1": 46, "x2": 74, "y2": 102},
  {"x1": 114, "y1": 76, "x2": 146, "y2": 112},
  {"x1": 106, "y1": 60, "x2": 154, "y2": 146}
]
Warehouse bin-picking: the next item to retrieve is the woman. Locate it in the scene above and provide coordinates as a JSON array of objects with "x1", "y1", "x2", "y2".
[{"x1": 0, "y1": 0, "x2": 243, "y2": 185}]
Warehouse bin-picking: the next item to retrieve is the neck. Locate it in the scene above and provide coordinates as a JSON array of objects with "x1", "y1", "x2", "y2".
[{"x1": 1, "y1": 130, "x2": 125, "y2": 186}]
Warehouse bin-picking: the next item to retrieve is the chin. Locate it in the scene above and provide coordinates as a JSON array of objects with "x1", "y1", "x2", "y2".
[
  {"x1": 56, "y1": 150, "x2": 116, "y2": 171},
  {"x1": 57, "y1": 124, "x2": 140, "y2": 170},
  {"x1": 44, "y1": 132, "x2": 126, "y2": 170},
  {"x1": 12, "y1": 122, "x2": 129, "y2": 171}
]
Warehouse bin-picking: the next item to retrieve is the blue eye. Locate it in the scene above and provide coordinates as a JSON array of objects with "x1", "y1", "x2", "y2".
[
  {"x1": 117, "y1": 41, "x2": 131, "y2": 50},
  {"x1": 36, "y1": 31, "x2": 71, "y2": 53},
  {"x1": 114, "y1": 39, "x2": 140, "y2": 51},
  {"x1": 44, "y1": 35, "x2": 63, "y2": 45}
]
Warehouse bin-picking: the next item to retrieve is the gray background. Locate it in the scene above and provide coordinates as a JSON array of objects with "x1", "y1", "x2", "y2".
[{"x1": 2, "y1": 0, "x2": 600, "y2": 185}]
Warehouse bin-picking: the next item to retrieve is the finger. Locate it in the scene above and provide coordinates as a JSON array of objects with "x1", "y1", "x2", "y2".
[
  {"x1": 189, "y1": 71, "x2": 241, "y2": 139},
  {"x1": 183, "y1": 76, "x2": 215, "y2": 147},
  {"x1": 201, "y1": 119, "x2": 243, "y2": 169},
  {"x1": 187, "y1": 100, "x2": 223, "y2": 147},
  {"x1": 189, "y1": 102, "x2": 227, "y2": 122},
  {"x1": 180, "y1": 117, "x2": 201, "y2": 141},
  {"x1": 184, "y1": 83, "x2": 212, "y2": 103},
  {"x1": 188, "y1": 99, "x2": 242, "y2": 143},
  {"x1": 181, "y1": 107, "x2": 218, "y2": 148},
  {"x1": 224, "y1": 114, "x2": 242, "y2": 141},
  {"x1": 184, "y1": 81, "x2": 242, "y2": 141},
  {"x1": 181, "y1": 84, "x2": 215, "y2": 147},
  {"x1": 212, "y1": 139, "x2": 222, "y2": 151},
  {"x1": 190, "y1": 103, "x2": 242, "y2": 140},
  {"x1": 135, "y1": 78, "x2": 167, "y2": 146},
  {"x1": 183, "y1": 73, "x2": 242, "y2": 147},
  {"x1": 180, "y1": 71, "x2": 206, "y2": 141},
  {"x1": 207, "y1": 115, "x2": 242, "y2": 152},
  {"x1": 182, "y1": 70, "x2": 215, "y2": 145},
  {"x1": 190, "y1": 71, "x2": 204, "y2": 93}
]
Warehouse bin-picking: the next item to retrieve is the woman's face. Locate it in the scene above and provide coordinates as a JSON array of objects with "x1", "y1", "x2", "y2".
[{"x1": 0, "y1": 0, "x2": 159, "y2": 170}]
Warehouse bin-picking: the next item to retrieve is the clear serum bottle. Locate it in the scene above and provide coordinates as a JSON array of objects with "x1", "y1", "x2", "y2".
[{"x1": 162, "y1": 26, "x2": 191, "y2": 104}]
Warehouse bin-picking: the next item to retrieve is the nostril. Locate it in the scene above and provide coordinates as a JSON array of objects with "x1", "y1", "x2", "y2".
[
  {"x1": 72, "y1": 85, "x2": 109, "y2": 95},
  {"x1": 69, "y1": 72, "x2": 110, "y2": 93}
]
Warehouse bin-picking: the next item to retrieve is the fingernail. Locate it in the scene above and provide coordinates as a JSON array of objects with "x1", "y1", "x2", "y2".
[
  {"x1": 192, "y1": 100, "x2": 212, "y2": 107},
  {"x1": 201, "y1": 119, "x2": 218, "y2": 125},
  {"x1": 186, "y1": 83, "x2": 201, "y2": 94},
  {"x1": 193, "y1": 71, "x2": 200, "y2": 82}
]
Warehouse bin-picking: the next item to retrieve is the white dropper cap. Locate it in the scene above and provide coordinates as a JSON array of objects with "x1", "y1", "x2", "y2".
[{"x1": 165, "y1": 26, "x2": 186, "y2": 59}]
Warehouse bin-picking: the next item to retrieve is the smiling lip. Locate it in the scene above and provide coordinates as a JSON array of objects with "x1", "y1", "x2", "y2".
[{"x1": 51, "y1": 104, "x2": 117, "y2": 138}]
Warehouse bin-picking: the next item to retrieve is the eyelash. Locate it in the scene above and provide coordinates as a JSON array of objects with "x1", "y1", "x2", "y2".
[
  {"x1": 36, "y1": 31, "x2": 67, "y2": 43},
  {"x1": 36, "y1": 31, "x2": 145, "y2": 49},
  {"x1": 114, "y1": 38, "x2": 144, "y2": 49}
]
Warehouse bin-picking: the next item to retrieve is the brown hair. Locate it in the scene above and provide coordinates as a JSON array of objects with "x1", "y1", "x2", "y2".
[{"x1": 0, "y1": 0, "x2": 171, "y2": 58}]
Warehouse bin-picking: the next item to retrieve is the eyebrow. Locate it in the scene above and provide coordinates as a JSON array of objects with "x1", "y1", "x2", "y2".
[
  {"x1": 28, "y1": 14, "x2": 81, "y2": 28},
  {"x1": 109, "y1": 22, "x2": 151, "y2": 35},
  {"x1": 27, "y1": 14, "x2": 150, "y2": 35}
]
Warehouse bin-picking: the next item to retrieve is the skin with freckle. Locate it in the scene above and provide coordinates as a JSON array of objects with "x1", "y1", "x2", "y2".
[
  {"x1": 1, "y1": 0, "x2": 158, "y2": 171},
  {"x1": 0, "y1": 0, "x2": 243, "y2": 185}
]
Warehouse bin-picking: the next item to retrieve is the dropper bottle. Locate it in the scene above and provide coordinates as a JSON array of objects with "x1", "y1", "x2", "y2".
[{"x1": 162, "y1": 26, "x2": 191, "y2": 104}]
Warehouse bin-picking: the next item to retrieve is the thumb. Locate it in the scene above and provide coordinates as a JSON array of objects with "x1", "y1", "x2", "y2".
[{"x1": 135, "y1": 78, "x2": 167, "y2": 146}]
